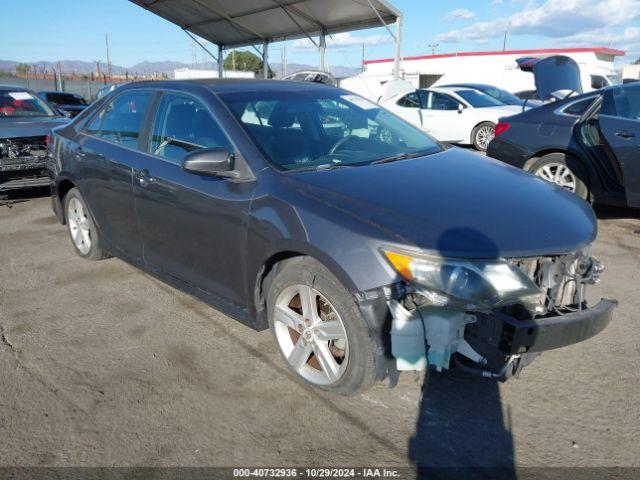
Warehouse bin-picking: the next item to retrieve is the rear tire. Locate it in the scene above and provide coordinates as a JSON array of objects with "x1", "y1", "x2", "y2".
[
  {"x1": 266, "y1": 257, "x2": 376, "y2": 395},
  {"x1": 63, "y1": 188, "x2": 110, "y2": 260},
  {"x1": 472, "y1": 121, "x2": 495, "y2": 151},
  {"x1": 529, "y1": 153, "x2": 589, "y2": 200}
]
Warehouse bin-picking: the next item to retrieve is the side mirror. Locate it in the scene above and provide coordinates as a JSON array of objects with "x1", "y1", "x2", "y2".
[
  {"x1": 458, "y1": 104, "x2": 465, "y2": 114},
  {"x1": 182, "y1": 147, "x2": 236, "y2": 178},
  {"x1": 591, "y1": 77, "x2": 606, "y2": 89}
]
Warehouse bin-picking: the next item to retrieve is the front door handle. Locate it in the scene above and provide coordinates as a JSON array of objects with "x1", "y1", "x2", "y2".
[
  {"x1": 615, "y1": 130, "x2": 636, "y2": 139},
  {"x1": 135, "y1": 168, "x2": 154, "y2": 187}
]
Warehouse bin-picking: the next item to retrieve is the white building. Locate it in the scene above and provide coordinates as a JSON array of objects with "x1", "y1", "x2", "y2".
[
  {"x1": 622, "y1": 63, "x2": 640, "y2": 81},
  {"x1": 341, "y1": 47, "x2": 624, "y2": 101},
  {"x1": 173, "y1": 68, "x2": 255, "y2": 80}
]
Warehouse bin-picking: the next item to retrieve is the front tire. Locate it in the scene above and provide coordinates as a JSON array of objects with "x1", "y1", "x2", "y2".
[
  {"x1": 266, "y1": 257, "x2": 377, "y2": 395},
  {"x1": 472, "y1": 121, "x2": 495, "y2": 151},
  {"x1": 529, "y1": 153, "x2": 589, "y2": 200},
  {"x1": 64, "y1": 188, "x2": 110, "y2": 260}
]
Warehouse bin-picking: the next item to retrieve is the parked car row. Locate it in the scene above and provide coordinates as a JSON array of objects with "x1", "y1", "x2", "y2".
[
  {"x1": 3, "y1": 53, "x2": 633, "y2": 393},
  {"x1": 0, "y1": 84, "x2": 127, "y2": 194},
  {"x1": 0, "y1": 85, "x2": 68, "y2": 193},
  {"x1": 43, "y1": 78, "x2": 618, "y2": 394}
]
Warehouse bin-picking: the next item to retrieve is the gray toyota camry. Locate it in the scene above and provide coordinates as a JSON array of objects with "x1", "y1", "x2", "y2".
[{"x1": 47, "y1": 79, "x2": 616, "y2": 395}]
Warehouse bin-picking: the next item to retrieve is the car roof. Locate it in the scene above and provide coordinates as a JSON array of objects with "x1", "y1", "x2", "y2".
[
  {"x1": 441, "y1": 83, "x2": 494, "y2": 89},
  {"x1": 39, "y1": 90, "x2": 78, "y2": 95},
  {"x1": 426, "y1": 86, "x2": 472, "y2": 94},
  {"x1": 120, "y1": 78, "x2": 339, "y2": 95},
  {"x1": 0, "y1": 85, "x2": 36, "y2": 92}
]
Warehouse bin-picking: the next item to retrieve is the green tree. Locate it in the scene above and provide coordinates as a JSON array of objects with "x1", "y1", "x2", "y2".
[
  {"x1": 15, "y1": 63, "x2": 30, "y2": 75},
  {"x1": 223, "y1": 50, "x2": 261, "y2": 72},
  {"x1": 635, "y1": 57, "x2": 640, "y2": 65}
]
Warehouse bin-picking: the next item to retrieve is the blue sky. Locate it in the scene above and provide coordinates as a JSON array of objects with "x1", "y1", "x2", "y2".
[{"x1": 1, "y1": 0, "x2": 638, "y2": 68}]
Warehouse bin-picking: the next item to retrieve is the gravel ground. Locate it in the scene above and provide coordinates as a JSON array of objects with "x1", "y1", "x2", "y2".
[{"x1": 0, "y1": 192, "x2": 639, "y2": 476}]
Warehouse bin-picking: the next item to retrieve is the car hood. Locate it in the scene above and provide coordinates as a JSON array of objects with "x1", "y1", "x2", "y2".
[
  {"x1": 0, "y1": 116, "x2": 69, "y2": 138},
  {"x1": 287, "y1": 148, "x2": 596, "y2": 259}
]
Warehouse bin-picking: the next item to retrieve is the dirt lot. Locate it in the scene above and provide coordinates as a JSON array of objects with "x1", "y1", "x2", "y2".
[{"x1": 1, "y1": 191, "x2": 639, "y2": 475}]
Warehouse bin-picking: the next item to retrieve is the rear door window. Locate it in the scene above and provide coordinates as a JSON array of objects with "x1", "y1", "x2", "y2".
[
  {"x1": 397, "y1": 92, "x2": 421, "y2": 108},
  {"x1": 601, "y1": 86, "x2": 640, "y2": 120},
  {"x1": 149, "y1": 93, "x2": 232, "y2": 164},
  {"x1": 85, "y1": 91, "x2": 153, "y2": 149},
  {"x1": 428, "y1": 92, "x2": 459, "y2": 111}
]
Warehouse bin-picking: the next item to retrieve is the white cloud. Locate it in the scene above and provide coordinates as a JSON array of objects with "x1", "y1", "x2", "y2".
[
  {"x1": 292, "y1": 32, "x2": 393, "y2": 50},
  {"x1": 437, "y1": 0, "x2": 640, "y2": 52},
  {"x1": 446, "y1": 8, "x2": 475, "y2": 20},
  {"x1": 490, "y1": 0, "x2": 504, "y2": 5}
]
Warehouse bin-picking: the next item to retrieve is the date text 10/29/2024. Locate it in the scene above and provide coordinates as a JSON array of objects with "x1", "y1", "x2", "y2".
[{"x1": 233, "y1": 468, "x2": 401, "y2": 478}]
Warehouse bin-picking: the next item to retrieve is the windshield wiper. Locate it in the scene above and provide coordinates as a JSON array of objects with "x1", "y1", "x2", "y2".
[
  {"x1": 291, "y1": 163, "x2": 354, "y2": 173},
  {"x1": 370, "y1": 151, "x2": 430, "y2": 165}
]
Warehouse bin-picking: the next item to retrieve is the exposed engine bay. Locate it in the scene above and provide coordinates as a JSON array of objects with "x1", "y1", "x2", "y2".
[
  {"x1": 0, "y1": 136, "x2": 49, "y2": 192},
  {"x1": 388, "y1": 247, "x2": 612, "y2": 380}
]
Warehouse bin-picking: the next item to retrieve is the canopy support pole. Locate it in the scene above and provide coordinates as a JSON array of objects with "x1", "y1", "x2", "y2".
[
  {"x1": 218, "y1": 44, "x2": 224, "y2": 78},
  {"x1": 393, "y1": 15, "x2": 403, "y2": 80},
  {"x1": 184, "y1": 29, "x2": 219, "y2": 64},
  {"x1": 262, "y1": 40, "x2": 269, "y2": 79},
  {"x1": 319, "y1": 29, "x2": 326, "y2": 71}
]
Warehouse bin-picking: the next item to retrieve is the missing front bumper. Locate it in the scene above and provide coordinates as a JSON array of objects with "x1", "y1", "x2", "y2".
[{"x1": 381, "y1": 296, "x2": 617, "y2": 378}]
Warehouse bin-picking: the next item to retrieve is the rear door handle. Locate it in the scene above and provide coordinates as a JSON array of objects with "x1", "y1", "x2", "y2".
[
  {"x1": 135, "y1": 168, "x2": 154, "y2": 187},
  {"x1": 615, "y1": 130, "x2": 636, "y2": 139}
]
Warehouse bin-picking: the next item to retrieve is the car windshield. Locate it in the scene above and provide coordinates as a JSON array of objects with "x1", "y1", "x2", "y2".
[
  {"x1": 0, "y1": 90, "x2": 56, "y2": 118},
  {"x1": 607, "y1": 75, "x2": 621, "y2": 86},
  {"x1": 455, "y1": 89, "x2": 504, "y2": 108},
  {"x1": 44, "y1": 93, "x2": 87, "y2": 106},
  {"x1": 219, "y1": 88, "x2": 442, "y2": 171},
  {"x1": 478, "y1": 86, "x2": 522, "y2": 105}
]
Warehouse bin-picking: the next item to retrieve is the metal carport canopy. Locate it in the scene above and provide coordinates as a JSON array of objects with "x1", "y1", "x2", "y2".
[{"x1": 130, "y1": 0, "x2": 401, "y2": 49}]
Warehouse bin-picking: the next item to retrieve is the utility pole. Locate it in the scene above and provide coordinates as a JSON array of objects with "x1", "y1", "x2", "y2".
[
  {"x1": 281, "y1": 44, "x2": 286, "y2": 77},
  {"x1": 57, "y1": 61, "x2": 63, "y2": 90},
  {"x1": 232, "y1": 49, "x2": 236, "y2": 70},
  {"x1": 503, "y1": 22, "x2": 510, "y2": 51},
  {"x1": 361, "y1": 43, "x2": 365, "y2": 72},
  {"x1": 428, "y1": 43, "x2": 439, "y2": 55},
  {"x1": 105, "y1": 33, "x2": 112, "y2": 82}
]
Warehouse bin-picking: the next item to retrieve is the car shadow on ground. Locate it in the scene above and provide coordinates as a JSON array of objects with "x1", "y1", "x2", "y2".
[
  {"x1": 593, "y1": 204, "x2": 640, "y2": 220},
  {"x1": 408, "y1": 370, "x2": 515, "y2": 480},
  {"x1": 405, "y1": 226, "x2": 516, "y2": 479},
  {"x1": 0, "y1": 186, "x2": 50, "y2": 208}
]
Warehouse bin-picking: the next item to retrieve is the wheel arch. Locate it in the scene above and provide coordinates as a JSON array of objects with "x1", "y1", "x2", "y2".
[
  {"x1": 252, "y1": 246, "x2": 361, "y2": 330},
  {"x1": 524, "y1": 149, "x2": 595, "y2": 192},
  {"x1": 56, "y1": 177, "x2": 77, "y2": 223},
  {"x1": 470, "y1": 120, "x2": 496, "y2": 145}
]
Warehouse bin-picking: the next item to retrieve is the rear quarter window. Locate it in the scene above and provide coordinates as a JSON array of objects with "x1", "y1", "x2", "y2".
[{"x1": 562, "y1": 97, "x2": 595, "y2": 116}]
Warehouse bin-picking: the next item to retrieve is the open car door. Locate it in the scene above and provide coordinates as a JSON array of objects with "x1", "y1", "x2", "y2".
[{"x1": 597, "y1": 84, "x2": 640, "y2": 207}]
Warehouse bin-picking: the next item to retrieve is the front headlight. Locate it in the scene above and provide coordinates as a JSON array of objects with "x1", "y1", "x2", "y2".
[{"x1": 383, "y1": 249, "x2": 542, "y2": 310}]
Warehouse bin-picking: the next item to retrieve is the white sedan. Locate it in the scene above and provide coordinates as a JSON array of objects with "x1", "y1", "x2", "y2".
[{"x1": 380, "y1": 85, "x2": 523, "y2": 151}]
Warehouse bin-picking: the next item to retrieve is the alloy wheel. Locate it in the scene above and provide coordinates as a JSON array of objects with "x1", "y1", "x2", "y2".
[
  {"x1": 67, "y1": 197, "x2": 92, "y2": 255},
  {"x1": 273, "y1": 284, "x2": 349, "y2": 386},
  {"x1": 475, "y1": 125, "x2": 495, "y2": 150},
  {"x1": 535, "y1": 163, "x2": 577, "y2": 192}
]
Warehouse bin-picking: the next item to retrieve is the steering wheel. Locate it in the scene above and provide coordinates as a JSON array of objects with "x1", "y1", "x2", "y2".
[{"x1": 328, "y1": 135, "x2": 359, "y2": 156}]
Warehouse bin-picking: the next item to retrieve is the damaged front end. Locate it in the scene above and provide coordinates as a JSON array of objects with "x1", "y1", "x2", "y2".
[
  {"x1": 380, "y1": 247, "x2": 616, "y2": 381},
  {"x1": 0, "y1": 136, "x2": 50, "y2": 192}
]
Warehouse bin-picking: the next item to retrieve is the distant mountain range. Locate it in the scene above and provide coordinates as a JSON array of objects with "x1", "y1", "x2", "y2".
[{"x1": 0, "y1": 59, "x2": 360, "y2": 78}]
